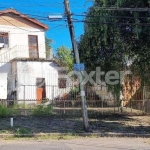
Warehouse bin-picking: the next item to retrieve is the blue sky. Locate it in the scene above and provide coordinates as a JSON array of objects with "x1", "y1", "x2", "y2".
[{"x1": 0, "y1": 0, "x2": 93, "y2": 53}]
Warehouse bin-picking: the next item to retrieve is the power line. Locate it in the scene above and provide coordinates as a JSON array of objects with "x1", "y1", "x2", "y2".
[
  {"x1": 90, "y1": 7, "x2": 150, "y2": 12},
  {"x1": 0, "y1": 16, "x2": 32, "y2": 32},
  {"x1": 20, "y1": 1, "x2": 90, "y2": 8},
  {"x1": 72, "y1": 19, "x2": 150, "y2": 26},
  {"x1": 0, "y1": 24, "x2": 67, "y2": 34},
  {"x1": 72, "y1": 13, "x2": 150, "y2": 19},
  {"x1": 0, "y1": 15, "x2": 69, "y2": 33},
  {"x1": 4, "y1": 11, "x2": 150, "y2": 23},
  {"x1": 0, "y1": 16, "x2": 49, "y2": 33},
  {"x1": 0, "y1": 2, "x2": 64, "y2": 8},
  {"x1": 0, "y1": 13, "x2": 67, "y2": 22},
  {"x1": 0, "y1": 1, "x2": 91, "y2": 11},
  {"x1": 1, "y1": 8, "x2": 64, "y2": 16},
  {"x1": 2, "y1": 9, "x2": 150, "y2": 27}
]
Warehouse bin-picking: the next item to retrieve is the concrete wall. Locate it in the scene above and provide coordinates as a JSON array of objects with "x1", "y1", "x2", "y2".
[
  {"x1": 14, "y1": 61, "x2": 71, "y2": 101},
  {"x1": 0, "y1": 73, "x2": 7, "y2": 99},
  {"x1": 0, "y1": 61, "x2": 72, "y2": 101},
  {"x1": 0, "y1": 62, "x2": 13, "y2": 99}
]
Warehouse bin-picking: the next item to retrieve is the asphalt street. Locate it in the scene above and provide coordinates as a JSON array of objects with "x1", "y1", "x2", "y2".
[{"x1": 0, "y1": 138, "x2": 149, "y2": 150}]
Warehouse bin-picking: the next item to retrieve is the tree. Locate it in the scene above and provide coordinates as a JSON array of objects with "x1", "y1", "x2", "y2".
[
  {"x1": 78, "y1": 0, "x2": 150, "y2": 99},
  {"x1": 55, "y1": 45, "x2": 73, "y2": 71},
  {"x1": 45, "y1": 37, "x2": 53, "y2": 59}
]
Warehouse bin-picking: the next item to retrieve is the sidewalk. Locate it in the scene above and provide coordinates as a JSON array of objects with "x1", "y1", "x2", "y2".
[{"x1": 0, "y1": 137, "x2": 149, "y2": 150}]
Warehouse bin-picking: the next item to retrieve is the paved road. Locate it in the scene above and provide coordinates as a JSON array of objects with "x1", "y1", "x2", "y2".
[{"x1": 0, "y1": 138, "x2": 149, "y2": 150}]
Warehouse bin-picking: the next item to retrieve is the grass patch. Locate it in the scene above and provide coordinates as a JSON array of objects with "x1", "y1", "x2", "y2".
[
  {"x1": 3, "y1": 133, "x2": 87, "y2": 140},
  {"x1": 15, "y1": 127, "x2": 31, "y2": 135},
  {"x1": 0, "y1": 105, "x2": 13, "y2": 117},
  {"x1": 32, "y1": 104, "x2": 53, "y2": 116},
  {"x1": 2, "y1": 133, "x2": 107, "y2": 141}
]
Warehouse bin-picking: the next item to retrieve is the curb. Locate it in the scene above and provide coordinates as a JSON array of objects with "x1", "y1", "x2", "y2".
[{"x1": 0, "y1": 133, "x2": 150, "y2": 138}]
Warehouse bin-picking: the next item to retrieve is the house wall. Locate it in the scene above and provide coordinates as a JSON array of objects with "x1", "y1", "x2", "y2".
[
  {"x1": 0, "y1": 24, "x2": 46, "y2": 60},
  {"x1": 14, "y1": 61, "x2": 72, "y2": 101},
  {"x1": 0, "y1": 14, "x2": 47, "y2": 99},
  {"x1": 0, "y1": 62, "x2": 13, "y2": 99},
  {"x1": 0, "y1": 73, "x2": 7, "y2": 99}
]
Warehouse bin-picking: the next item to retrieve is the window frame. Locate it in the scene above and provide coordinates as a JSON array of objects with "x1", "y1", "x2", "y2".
[
  {"x1": 0, "y1": 32, "x2": 9, "y2": 48},
  {"x1": 28, "y1": 35, "x2": 39, "y2": 58},
  {"x1": 58, "y1": 78, "x2": 67, "y2": 89}
]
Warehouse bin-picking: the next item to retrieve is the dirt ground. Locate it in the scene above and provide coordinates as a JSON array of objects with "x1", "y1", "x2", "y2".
[
  {"x1": 0, "y1": 114, "x2": 150, "y2": 135},
  {"x1": 90, "y1": 114, "x2": 150, "y2": 134}
]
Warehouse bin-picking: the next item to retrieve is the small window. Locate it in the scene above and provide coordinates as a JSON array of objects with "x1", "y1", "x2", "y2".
[
  {"x1": 58, "y1": 78, "x2": 67, "y2": 88},
  {"x1": 36, "y1": 78, "x2": 45, "y2": 88},
  {"x1": 0, "y1": 32, "x2": 9, "y2": 47}
]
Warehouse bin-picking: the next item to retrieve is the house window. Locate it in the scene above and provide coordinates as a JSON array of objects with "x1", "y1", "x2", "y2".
[
  {"x1": 58, "y1": 78, "x2": 67, "y2": 88},
  {"x1": 28, "y1": 35, "x2": 39, "y2": 58},
  {"x1": 0, "y1": 32, "x2": 9, "y2": 47},
  {"x1": 36, "y1": 78, "x2": 45, "y2": 88}
]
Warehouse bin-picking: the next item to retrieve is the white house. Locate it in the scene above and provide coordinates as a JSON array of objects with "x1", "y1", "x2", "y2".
[{"x1": 0, "y1": 8, "x2": 72, "y2": 103}]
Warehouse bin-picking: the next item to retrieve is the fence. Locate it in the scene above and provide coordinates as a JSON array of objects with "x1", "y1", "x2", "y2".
[
  {"x1": 9, "y1": 85, "x2": 111, "y2": 101},
  {"x1": 0, "y1": 99, "x2": 149, "y2": 117},
  {"x1": 1, "y1": 85, "x2": 150, "y2": 117},
  {"x1": 0, "y1": 45, "x2": 46, "y2": 62}
]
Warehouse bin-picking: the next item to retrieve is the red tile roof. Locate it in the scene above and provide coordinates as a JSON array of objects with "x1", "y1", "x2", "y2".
[{"x1": 0, "y1": 8, "x2": 48, "y2": 30}]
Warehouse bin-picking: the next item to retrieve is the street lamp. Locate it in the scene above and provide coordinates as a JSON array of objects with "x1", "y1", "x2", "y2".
[{"x1": 48, "y1": 15, "x2": 63, "y2": 20}]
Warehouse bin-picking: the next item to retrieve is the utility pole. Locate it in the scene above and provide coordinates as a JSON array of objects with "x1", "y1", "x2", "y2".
[{"x1": 64, "y1": 0, "x2": 89, "y2": 131}]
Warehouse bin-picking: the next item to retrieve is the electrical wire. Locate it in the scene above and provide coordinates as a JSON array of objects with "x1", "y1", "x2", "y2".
[
  {"x1": 0, "y1": 24, "x2": 67, "y2": 34},
  {"x1": 0, "y1": 1, "x2": 91, "y2": 10},
  {"x1": 0, "y1": 16, "x2": 49, "y2": 33},
  {"x1": 72, "y1": 13, "x2": 150, "y2": 19},
  {"x1": 72, "y1": 19, "x2": 150, "y2": 26},
  {"x1": 1, "y1": 2, "x2": 150, "y2": 31},
  {"x1": 1, "y1": 9, "x2": 150, "y2": 27},
  {"x1": 0, "y1": 2, "x2": 64, "y2": 8},
  {"x1": 8, "y1": 10, "x2": 150, "y2": 22},
  {"x1": 87, "y1": 7, "x2": 150, "y2": 12},
  {"x1": 3, "y1": 11, "x2": 150, "y2": 23}
]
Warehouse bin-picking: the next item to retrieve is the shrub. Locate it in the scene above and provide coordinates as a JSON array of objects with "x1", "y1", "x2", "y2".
[
  {"x1": 12, "y1": 102, "x2": 26, "y2": 109},
  {"x1": 0, "y1": 105, "x2": 12, "y2": 117},
  {"x1": 32, "y1": 104, "x2": 53, "y2": 116},
  {"x1": 15, "y1": 127, "x2": 31, "y2": 135},
  {"x1": 69, "y1": 87, "x2": 79, "y2": 100}
]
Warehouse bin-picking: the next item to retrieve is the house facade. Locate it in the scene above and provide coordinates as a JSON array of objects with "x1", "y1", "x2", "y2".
[{"x1": 0, "y1": 8, "x2": 71, "y2": 102}]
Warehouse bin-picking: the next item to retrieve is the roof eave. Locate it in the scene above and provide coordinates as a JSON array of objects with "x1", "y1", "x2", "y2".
[{"x1": 0, "y1": 8, "x2": 49, "y2": 30}]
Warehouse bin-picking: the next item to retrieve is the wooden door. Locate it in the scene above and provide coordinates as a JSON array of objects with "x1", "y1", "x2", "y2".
[
  {"x1": 36, "y1": 88, "x2": 46, "y2": 104},
  {"x1": 36, "y1": 78, "x2": 46, "y2": 104},
  {"x1": 28, "y1": 35, "x2": 39, "y2": 58}
]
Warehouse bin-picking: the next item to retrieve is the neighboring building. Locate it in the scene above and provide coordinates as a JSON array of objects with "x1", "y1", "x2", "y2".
[{"x1": 0, "y1": 8, "x2": 71, "y2": 102}]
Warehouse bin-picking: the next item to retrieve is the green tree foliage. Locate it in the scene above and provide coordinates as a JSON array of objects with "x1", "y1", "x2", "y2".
[
  {"x1": 78, "y1": 0, "x2": 150, "y2": 96},
  {"x1": 55, "y1": 45, "x2": 73, "y2": 71}
]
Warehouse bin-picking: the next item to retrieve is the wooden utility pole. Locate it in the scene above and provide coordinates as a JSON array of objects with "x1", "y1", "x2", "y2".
[{"x1": 64, "y1": 0, "x2": 89, "y2": 131}]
